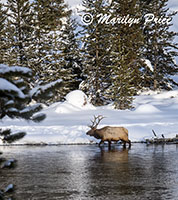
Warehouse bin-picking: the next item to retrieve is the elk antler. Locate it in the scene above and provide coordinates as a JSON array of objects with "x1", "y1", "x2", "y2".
[{"x1": 88, "y1": 115, "x2": 105, "y2": 128}]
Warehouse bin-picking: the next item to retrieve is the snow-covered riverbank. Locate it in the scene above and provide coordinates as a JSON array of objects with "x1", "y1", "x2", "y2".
[{"x1": 1, "y1": 90, "x2": 178, "y2": 145}]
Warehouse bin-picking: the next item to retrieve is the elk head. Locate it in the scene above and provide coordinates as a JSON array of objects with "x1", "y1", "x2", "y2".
[{"x1": 86, "y1": 115, "x2": 105, "y2": 136}]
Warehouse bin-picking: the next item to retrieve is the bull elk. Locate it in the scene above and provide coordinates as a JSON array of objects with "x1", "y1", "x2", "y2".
[{"x1": 86, "y1": 115, "x2": 131, "y2": 149}]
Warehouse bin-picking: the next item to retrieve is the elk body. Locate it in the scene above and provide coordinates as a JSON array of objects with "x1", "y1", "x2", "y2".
[{"x1": 86, "y1": 115, "x2": 131, "y2": 149}]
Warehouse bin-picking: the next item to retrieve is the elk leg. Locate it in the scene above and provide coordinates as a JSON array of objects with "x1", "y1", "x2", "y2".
[
  {"x1": 99, "y1": 140, "x2": 104, "y2": 147},
  {"x1": 128, "y1": 140, "x2": 131, "y2": 148},
  {"x1": 108, "y1": 141, "x2": 111, "y2": 150},
  {"x1": 123, "y1": 141, "x2": 126, "y2": 148},
  {"x1": 121, "y1": 140, "x2": 126, "y2": 148}
]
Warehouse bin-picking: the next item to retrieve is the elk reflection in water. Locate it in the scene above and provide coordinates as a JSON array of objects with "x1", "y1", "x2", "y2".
[{"x1": 100, "y1": 146, "x2": 129, "y2": 164}]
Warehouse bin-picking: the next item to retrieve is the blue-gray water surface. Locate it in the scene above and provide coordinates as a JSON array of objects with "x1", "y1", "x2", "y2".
[{"x1": 0, "y1": 144, "x2": 178, "y2": 200}]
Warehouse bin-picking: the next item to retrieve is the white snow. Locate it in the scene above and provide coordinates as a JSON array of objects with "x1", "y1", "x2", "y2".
[
  {"x1": 1, "y1": 89, "x2": 178, "y2": 145},
  {"x1": 65, "y1": 90, "x2": 95, "y2": 109},
  {"x1": 66, "y1": 90, "x2": 87, "y2": 107},
  {"x1": 0, "y1": 78, "x2": 25, "y2": 99},
  {"x1": 134, "y1": 104, "x2": 161, "y2": 113},
  {"x1": 0, "y1": 64, "x2": 32, "y2": 76},
  {"x1": 47, "y1": 90, "x2": 95, "y2": 114},
  {"x1": 142, "y1": 59, "x2": 153, "y2": 72}
]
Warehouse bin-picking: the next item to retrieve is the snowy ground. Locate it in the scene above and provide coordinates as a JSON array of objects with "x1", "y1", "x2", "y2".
[{"x1": 1, "y1": 90, "x2": 178, "y2": 145}]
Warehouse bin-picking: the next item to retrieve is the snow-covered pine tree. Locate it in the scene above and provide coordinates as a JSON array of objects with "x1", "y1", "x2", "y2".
[
  {"x1": 3, "y1": 0, "x2": 66, "y2": 105},
  {"x1": 106, "y1": 0, "x2": 144, "y2": 109},
  {"x1": 0, "y1": 3, "x2": 7, "y2": 64},
  {"x1": 0, "y1": 64, "x2": 46, "y2": 122},
  {"x1": 57, "y1": 16, "x2": 83, "y2": 101},
  {"x1": 0, "y1": 129, "x2": 18, "y2": 200},
  {"x1": 4, "y1": 0, "x2": 35, "y2": 67},
  {"x1": 0, "y1": 64, "x2": 47, "y2": 199},
  {"x1": 0, "y1": 1, "x2": 66, "y2": 105},
  {"x1": 107, "y1": 38, "x2": 137, "y2": 109},
  {"x1": 141, "y1": 0, "x2": 178, "y2": 90},
  {"x1": 0, "y1": 128, "x2": 26, "y2": 144},
  {"x1": 80, "y1": 0, "x2": 111, "y2": 106},
  {"x1": 31, "y1": 0, "x2": 71, "y2": 104}
]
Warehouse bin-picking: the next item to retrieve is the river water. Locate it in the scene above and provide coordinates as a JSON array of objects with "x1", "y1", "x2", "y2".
[{"x1": 0, "y1": 144, "x2": 178, "y2": 200}]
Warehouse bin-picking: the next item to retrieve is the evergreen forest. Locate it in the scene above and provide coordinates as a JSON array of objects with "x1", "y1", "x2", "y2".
[{"x1": 0, "y1": 0, "x2": 177, "y2": 111}]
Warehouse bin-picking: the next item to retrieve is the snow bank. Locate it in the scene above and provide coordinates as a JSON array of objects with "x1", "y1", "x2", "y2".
[
  {"x1": 135, "y1": 104, "x2": 161, "y2": 113},
  {"x1": 1, "y1": 89, "x2": 178, "y2": 145},
  {"x1": 65, "y1": 90, "x2": 94, "y2": 108},
  {"x1": 154, "y1": 90, "x2": 178, "y2": 99},
  {"x1": 55, "y1": 90, "x2": 95, "y2": 113},
  {"x1": 66, "y1": 90, "x2": 87, "y2": 107},
  {"x1": 1, "y1": 125, "x2": 90, "y2": 145},
  {"x1": 55, "y1": 102, "x2": 80, "y2": 113}
]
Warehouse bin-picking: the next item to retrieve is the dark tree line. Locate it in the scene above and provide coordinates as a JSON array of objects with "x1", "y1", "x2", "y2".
[
  {"x1": 0, "y1": 0, "x2": 82, "y2": 105},
  {"x1": 0, "y1": 0, "x2": 177, "y2": 111},
  {"x1": 81, "y1": 0, "x2": 178, "y2": 109}
]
